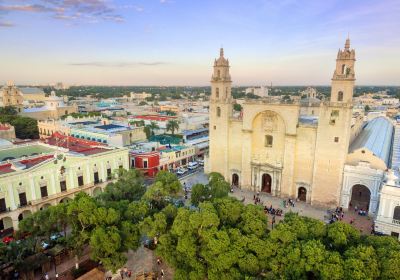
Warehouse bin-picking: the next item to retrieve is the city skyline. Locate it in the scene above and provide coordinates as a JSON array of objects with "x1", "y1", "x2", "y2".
[{"x1": 0, "y1": 0, "x2": 399, "y2": 86}]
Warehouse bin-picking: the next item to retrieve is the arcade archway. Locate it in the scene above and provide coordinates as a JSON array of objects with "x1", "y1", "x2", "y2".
[{"x1": 350, "y1": 184, "x2": 371, "y2": 211}]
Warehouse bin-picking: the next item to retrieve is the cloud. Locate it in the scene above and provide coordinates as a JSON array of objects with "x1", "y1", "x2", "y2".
[
  {"x1": 68, "y1": 61, "x2": 169, "y2": 67},
  {"x1": 0, "y1": 21, "x2": 14, "y2": 27},
  {"x1": 0, "y1": 0, "x2": 124, "y2": 23}
]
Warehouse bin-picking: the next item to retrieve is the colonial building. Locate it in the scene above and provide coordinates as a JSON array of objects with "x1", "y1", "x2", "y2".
[
  {"x1": 0, "y1": 134, "x2": 129, "y2": 231},
  {"x1": 207, "y1": 40, "x2": 357, "y2": 208},
  {"x1": 0, "y1": 81, "x2": 24, "y2": 111}
]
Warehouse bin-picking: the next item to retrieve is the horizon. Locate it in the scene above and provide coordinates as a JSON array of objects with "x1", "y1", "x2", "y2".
[{"x1": 1, "y1": 0, "x2": 399, "y2": 86}]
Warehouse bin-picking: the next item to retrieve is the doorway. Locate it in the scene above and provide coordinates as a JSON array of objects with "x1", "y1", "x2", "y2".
[
  {"x1": 261, "y1": 174, "x2": 272, "y2": 193},
  {"x1": 298, "y1": 187, "x2": 307, "y2": 202},
  {"x1": 232, "y1": 173, "x2": 239, "y2": 187},
  {"x1": 350, "y1": 184, "x2": 371, "y2": 211}
]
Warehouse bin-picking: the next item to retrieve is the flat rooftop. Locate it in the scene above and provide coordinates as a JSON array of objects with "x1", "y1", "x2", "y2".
[{"x1": 0, "y1": 144, "x2": 55, "y2": 162}]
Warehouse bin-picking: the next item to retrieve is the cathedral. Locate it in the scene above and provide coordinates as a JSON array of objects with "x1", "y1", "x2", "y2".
[{"x1": 207, "y1": 39, "x2": 357, "y2": 208}]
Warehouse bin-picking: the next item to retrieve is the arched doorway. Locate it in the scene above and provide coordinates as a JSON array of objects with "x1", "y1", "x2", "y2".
[
  {"x1": 60, "y1": 197, "x2": 72, "y2": 204},
  {"x1": 261, "y1": 174, "x2": 272, "y2": 193},
  {"x1": 93, "y1": 187, "x2": 103, "y2": 197},
  {"x1": 393, "y1": 206, "x2": 400, "y2": 221},
  {"x1": 298, "y1": 187, "x2": 307, "y2": 202},
  {"x1": 232, "y1": 173, "x2": 239, "y2": 187},
  {"x1": 350, "y1": 184, "x2": 371, "y2": 211}
]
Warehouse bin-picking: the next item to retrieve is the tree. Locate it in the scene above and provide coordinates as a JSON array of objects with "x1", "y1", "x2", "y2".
[
  {"x1": 190, "y1": 183, "x2": 209, "y2": 206},
  {"x1": 147, "y1": 121, "x2": 159, "y2": 136},
  {"x1": 139, "y1": 101, "x2": 148, "y2": 106},
  {"x1": 98, "y1": 169, "x2": 145, "y2": 204},
  {"x1": 365, "y1": 105, "x2": 371, "y2": 112},
  {"x1": 233, "y1": 103, "x2": 242, "y2": 112},
  {"x1": 143, "y1": 171, "x2": 181, "y2": 209},
  {"x1": 166, "y1": 119, "x2": 180, "y2": 135}
]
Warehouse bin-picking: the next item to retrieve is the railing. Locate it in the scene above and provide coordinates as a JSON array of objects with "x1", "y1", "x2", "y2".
[{"x1": 392, "y1": 219, "x2": 400, "y2": 225}]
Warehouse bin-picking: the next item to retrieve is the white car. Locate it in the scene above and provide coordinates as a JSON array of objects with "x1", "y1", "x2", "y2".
[
  {"x1": 197, "y1": 159, "x2": 204, "y2": 166},
  {"x1": 187, "y1": 162, "x2": 198, "y2": 170},
  {"x1": 176, "y1": 168, "x2": 187, "y2": 175}
]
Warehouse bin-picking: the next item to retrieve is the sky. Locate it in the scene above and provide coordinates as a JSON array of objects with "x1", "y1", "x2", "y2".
[{"x1": 0, "y1": 0, "x2": 399, "y2": 86}]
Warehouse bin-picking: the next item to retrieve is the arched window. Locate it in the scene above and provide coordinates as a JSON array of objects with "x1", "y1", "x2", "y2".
[
  {"x1": 217, "y1": 70, "x2": 221, "y2": 78},
  {"x1": 217, "y1": 107, "x2": 221, "y2": 117},
  {"x1": 394, "y1": 206, "x2": 400, "y2": 220},
  {"x1": 338, "y1": 91, "x2": 344, "y2": 102},
  {"x1": 265, "y1": 135, "x2": 273, "y2": 147},
  {"x1": 341, "y1": 64, "x2": 346, "y2": 74},
  {"x1": 216, "y1": 88, "x2": 219, "y2": 98}
]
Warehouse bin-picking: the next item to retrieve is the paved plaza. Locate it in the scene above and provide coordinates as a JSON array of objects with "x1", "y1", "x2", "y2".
[{"x1": 182, "y1": 171, "x2": 373, "y2": 233}]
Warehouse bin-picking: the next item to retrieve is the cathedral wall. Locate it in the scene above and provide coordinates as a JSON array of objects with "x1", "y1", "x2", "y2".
[
  {"x1": 227, "y1": 120, "x2": 244, "y2": 185},
  {"x1": 311, "y1": 105, "x2": 353, "y2": 207},
  {"x1": 291, "y1": 126, "x2": 318, "y2": 199}
]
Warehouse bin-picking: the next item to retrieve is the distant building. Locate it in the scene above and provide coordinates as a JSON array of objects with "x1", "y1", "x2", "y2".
[
  {"x1": 0, "y1": 81, "x2": 24, "y2": 111},
  {"x1": 20, "y1": 87, "x2": 47, "y2": 103},
  {"x1": 20, "y1": 91, "x2": 77, "y2": 120},
  {"x1": 245, "y1": 86, "x2": 269, "y2": 97},
  {"x1": 0, "y1": 123, "x2": 16, "y2": 141}
]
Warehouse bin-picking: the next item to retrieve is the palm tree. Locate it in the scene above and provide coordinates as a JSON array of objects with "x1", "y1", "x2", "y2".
[
  {"x1": 166, "y1": 120, "x2": 180, "y2": 135},
  {"x1": 148, "y1": 121, "x2": 159, "y2": 136}
]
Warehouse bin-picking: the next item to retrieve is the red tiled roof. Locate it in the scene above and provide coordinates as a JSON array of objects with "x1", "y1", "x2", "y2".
[
  {"x1": 20, "y1": 155, "x2": 54, "y2": 168},
  {"x1": 0, "y1": 163, "x2": 14, "y2": 174},
  {"x1": 44, "y1": 132, "x2": 109, "y2": 156}
]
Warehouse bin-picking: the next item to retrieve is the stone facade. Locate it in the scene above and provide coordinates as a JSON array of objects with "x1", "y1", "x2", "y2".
[{"x1": 207, "y1": 40, "x2": 356, "y2": 208}]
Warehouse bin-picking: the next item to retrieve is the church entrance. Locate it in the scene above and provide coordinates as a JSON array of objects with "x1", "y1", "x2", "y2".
[
  {"x1": 261, "y1": 174, "x2": 272, "y2": 193},
  {"x1": 232, "y1": 173, "x2": 239, "y2": 187},
  {"x1": 350, "y1": 184, "x2": 371, "y2": 211},
  {"x1": 298, "y1": 187, "x2": 307, "y2": 202}
]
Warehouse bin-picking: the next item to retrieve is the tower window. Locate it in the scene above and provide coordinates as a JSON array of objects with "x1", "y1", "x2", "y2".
[
  {"x1": 213, "y1": 125, "x2": 216, "y2": 130},
  {"x1": 338, "y1": 91, "x2": 344, "y2": 102},
  {"x1": 216, "y1": 88, "x2": 219, "y2": 98},
  {"x1": 217, "y1": 107, "x2": 221, "y2": 117},
  {"x1": 341, "y1": 64, "x2": 346, "y2": 74},
  {"x1": 265, "y1": 135, "x2": 273, "y2": 147},
  {"x1": 334, "y1": 137, "x2": 339, "y2": 143},
  {"x1": 217, "y1": 70, "x2": 221, "y2": 78}
]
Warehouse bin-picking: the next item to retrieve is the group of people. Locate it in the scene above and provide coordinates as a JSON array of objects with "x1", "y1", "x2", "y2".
[
  {"x1": 329, "y1": 206, "x2": 345, "y2": 224},
  {"x1": 283, "y1": 198, "x2": 296, "y2": 208},
  {"x1": 263, "y1": 205, "x2": 283, "y2": 216},
  {"x1": 119, "y1": 267, "x2": 132, "y2": 279},
  {"x1": 354, "y1": 205, "x2": 368, "y2": 216}
]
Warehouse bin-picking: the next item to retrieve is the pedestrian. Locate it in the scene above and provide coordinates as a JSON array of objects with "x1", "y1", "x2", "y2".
[
  {"x1": 55, "y1": 273, "x2": 59, "y2": 279},
  {"x1": 157, "y1": 258, "x2": 161, "y2": 265},
  {"x1": 120, "y1": 269, "x2": 124, "y2": 279},
  {"x1": 45, "y1": 273, "x2": 49, "y2": 280},
  {"x1": 161, "y1": 269, "x2": 165, "y2": 279}
]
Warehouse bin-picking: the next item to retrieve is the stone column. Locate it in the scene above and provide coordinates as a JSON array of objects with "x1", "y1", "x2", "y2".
[
  {"x1": 69, "y1": 170, "x2": 75, "y2": 189},
  {"x1": 29, "y1": 175, "x2": 36, "y2": 200},
  {"x1": 7, "y1": 183, "x2": 16, "y2": 210},
  {"x1": 86, "y1": 162, "x2": 91, "y2": 185},
  {"x1": 50, "y1": 171, "x2": 57, "y2": 195}
]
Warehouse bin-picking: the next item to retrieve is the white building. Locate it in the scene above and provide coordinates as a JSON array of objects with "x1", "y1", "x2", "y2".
[{"x1": 245, "y1": 86, "x2": 269, "y2": 97}]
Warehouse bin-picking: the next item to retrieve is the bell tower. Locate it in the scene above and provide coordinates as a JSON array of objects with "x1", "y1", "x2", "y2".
[
  {"x1": 211, "y1": 48, "x2": 232, "y2": 102},
  {"x1": 330, "y1": 38, "x2": 356, "y2": 103},
  {"x1": 208, "y1": 48, "x2": 232, "y2": 177}
]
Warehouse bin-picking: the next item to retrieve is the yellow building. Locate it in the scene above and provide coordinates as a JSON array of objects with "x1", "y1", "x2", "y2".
[
  {"x1": 0, "y1": 81, "x2": 24, "y2": 112},
  {"x1": 207, "y1": 40, "x2": 356, "y2": 208}
]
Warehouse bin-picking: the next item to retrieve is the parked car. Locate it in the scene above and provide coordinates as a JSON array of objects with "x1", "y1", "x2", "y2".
[
  {"x1": 176, "y1": 167, "x2": 188, "y2": 175},
  {"x1": 197, "y1": 159, "x2": 204, "y2": 166},
  {"x1": 187, "y1": 161, "x2": 198, "y2": 170}
]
